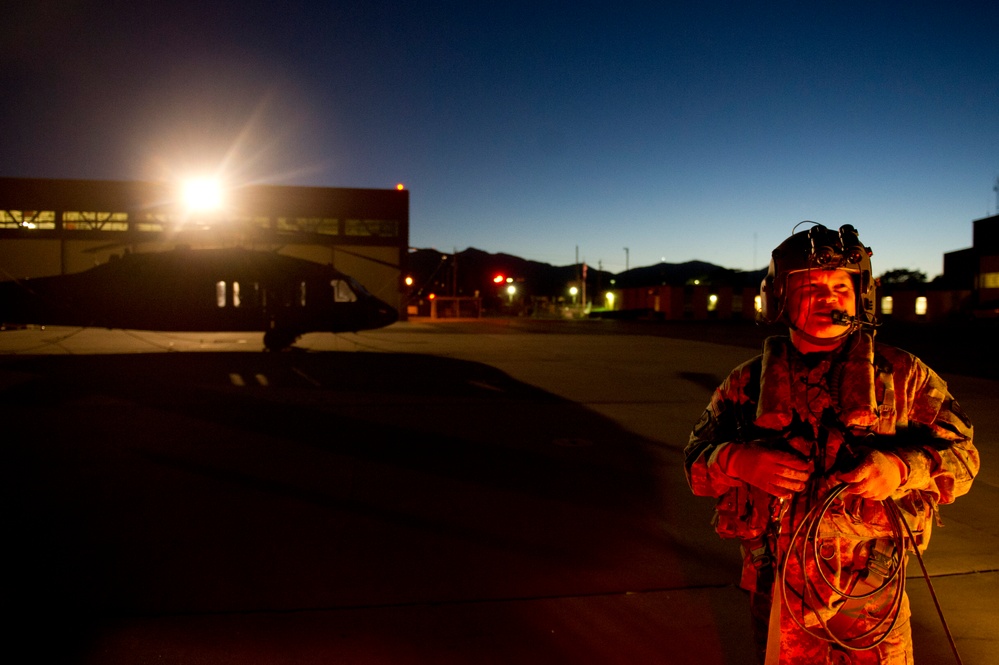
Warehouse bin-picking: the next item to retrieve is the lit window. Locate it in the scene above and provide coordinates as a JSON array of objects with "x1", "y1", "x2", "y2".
[
  {"x1": 299, "y1": 281, "x2": 307, "y2": 307},
  {"x1": 216, "y1": 281, "x2": 226, "y2": 308},
  {"x1": 982, "y1": 272, "x2": 999, "y2": 289},
  {"x1": 881, "y1": 296, "x2": 894, "y2": 315},
  {"x1": 232, "y1": 281, "x2": 241, "y2": 308},
  {"x1": 754, "y1": 295, "x2": 762, "y2": 312},
  {"x1": 915, "y1": 297, "x2": 927, "y2": 316}
]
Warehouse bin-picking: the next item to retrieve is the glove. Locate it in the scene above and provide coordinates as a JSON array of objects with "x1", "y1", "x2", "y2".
[
  {"x1": 718, "y1": 442, "x2": 813, "y2": 499},
  {"x1": 838, "y1": 449, "x2": 907, "y2": 500}
]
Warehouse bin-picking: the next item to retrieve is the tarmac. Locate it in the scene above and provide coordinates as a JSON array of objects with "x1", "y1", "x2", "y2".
[{"x1": 3, "y1": 318, "x2": 996, "y2": 664}]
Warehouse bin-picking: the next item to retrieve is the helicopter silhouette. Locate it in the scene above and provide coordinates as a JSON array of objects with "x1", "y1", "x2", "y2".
[{"x1": 0, "y1": 247, "x2": 398, "y2": 350}]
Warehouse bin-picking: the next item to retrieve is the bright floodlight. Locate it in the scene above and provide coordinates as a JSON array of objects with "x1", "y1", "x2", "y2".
[{"x1": 182, "y1": 178, "x2": 223, "y2": 212}]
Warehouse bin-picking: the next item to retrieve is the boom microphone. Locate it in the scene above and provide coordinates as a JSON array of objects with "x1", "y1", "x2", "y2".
[
  {"x1": 830, "y1": 310, "x2": 853, "y2": 325},
  {"x1": 831, "y1": 309, "x2": 879, "y2": 329}
]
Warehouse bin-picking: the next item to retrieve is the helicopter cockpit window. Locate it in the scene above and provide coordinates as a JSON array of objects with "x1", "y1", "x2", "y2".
[{"x1": 331, "y1": 279, "x2": 357, "y2": 303}]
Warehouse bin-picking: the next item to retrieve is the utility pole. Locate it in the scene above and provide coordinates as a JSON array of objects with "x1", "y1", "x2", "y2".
[
  {"x1": 574, "y1": 246, "x2": 589, "y2": 313},
  {"x1": 623, "y1": 247, "x2": 629, "y2": 272}
]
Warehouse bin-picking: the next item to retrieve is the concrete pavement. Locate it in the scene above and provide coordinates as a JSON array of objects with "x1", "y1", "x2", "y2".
[{"x1": 3, "y1": 320, "x2": 995, "y2": 664}]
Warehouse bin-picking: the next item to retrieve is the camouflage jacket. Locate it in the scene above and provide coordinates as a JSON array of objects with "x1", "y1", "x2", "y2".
[{"x1": 683, "y1": 332, "x2": 978, "y2": 595}]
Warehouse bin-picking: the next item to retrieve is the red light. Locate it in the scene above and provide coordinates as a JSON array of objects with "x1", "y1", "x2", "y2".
[{"x1": 493, "y1": 274, "x2": 505, "y2": 284}]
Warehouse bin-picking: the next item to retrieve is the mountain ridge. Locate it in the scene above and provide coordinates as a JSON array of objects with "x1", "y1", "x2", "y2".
[{"x1": 406, "y1": 246, "x2": 766, "y2": 300}]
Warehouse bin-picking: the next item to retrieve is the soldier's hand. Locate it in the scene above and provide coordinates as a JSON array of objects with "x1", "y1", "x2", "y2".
[
  {"x1": 719, "y1": 442, "x2": 813, "y2": 499},
  {"x1": 839, "y1": 450, "x2": 906, "y2": 500}
]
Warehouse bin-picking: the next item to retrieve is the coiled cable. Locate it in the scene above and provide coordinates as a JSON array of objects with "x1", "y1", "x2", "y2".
[{"x1": 779, "y1": 482, "x2": 907, "y2": 651}]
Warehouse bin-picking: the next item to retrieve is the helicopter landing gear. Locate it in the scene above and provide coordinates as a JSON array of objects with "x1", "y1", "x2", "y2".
[{"x1": 263, "y1": 328, "x2": 300, "y2": 352}]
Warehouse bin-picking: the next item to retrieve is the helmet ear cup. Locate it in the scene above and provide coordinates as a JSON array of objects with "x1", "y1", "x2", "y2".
[{"x1": 758, "y1": 264, "x2": 780, "y2": 323}]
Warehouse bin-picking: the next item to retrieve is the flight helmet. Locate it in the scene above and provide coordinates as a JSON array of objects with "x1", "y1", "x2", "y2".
[{"x1": 759, "y1": 222, "x2": 876, "y2": 329}]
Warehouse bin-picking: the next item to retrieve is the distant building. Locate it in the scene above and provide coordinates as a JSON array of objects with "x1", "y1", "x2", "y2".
[
  {"x1": 970, "y1": 214, "x2": 999, "y2": 305},
  {"x1": 606, "y1": 214, "x2": 999, "y2": 323},
  {"x1": 614, "y1": 283, "x2": 761, "y2": 321},
  {"x1": 0, "y1": 177, "x2": 409, "y2": 318},
  {"x1": 878, "y1": 214, "x2": 998, "y2": 322}
]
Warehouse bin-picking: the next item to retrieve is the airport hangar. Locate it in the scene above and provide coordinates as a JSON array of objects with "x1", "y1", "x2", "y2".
[{"x1": 0, "y1": 177, "x2": 410, "y2": 320}]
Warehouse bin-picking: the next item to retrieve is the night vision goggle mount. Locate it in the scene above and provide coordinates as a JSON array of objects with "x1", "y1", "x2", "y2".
[{"x1": 807, "y1": 223, "x2": 869, "y2": 271}]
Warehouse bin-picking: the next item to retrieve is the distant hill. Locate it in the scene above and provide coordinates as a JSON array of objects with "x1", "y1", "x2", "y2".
[{"x1": 406, "y1": 247, "x2": 765, "y2": 300}]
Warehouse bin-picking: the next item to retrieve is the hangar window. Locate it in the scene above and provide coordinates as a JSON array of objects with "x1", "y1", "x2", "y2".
[
  {"x1": 232, "y1": 282, "x2": 241, "y2": 308},
  {"x1": 134, "y1": 212, "x2": 171, "y2": 232},
  {"x1": 310, "y1": 218, "x2": 340, "y2": 235},
  {"x1": 1, "y1": 210, "x2": 56, "y2": 229},
  {"x1": 982, "y1": 272, "x2": 999, "y2": 289},
  {"x1": 63, "y1": 211, "x2": 128, "y2": 231},
  {"x1": 345, "y1": 219, "x2": 398, "y2": 237},
  {"x1": 881, "y1": 296, "x2": 894, "y2": 315},
  {"x1": 276, "y1": 217, "x2": 339, "y2": 235},
  {"x1": 331, "y1": 279, "x2": 357, "y2": 303},
  {"x1": 230, "y1": 216, "x2": 273, "y2": 231},
  {"x1": 915, "y1": 297, "x2": 928, "y2": 316}
]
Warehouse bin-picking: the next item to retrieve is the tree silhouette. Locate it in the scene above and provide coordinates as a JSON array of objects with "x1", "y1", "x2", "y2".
[{"x1": 878, "y1": 269, "x2": 927, "y2": 286}]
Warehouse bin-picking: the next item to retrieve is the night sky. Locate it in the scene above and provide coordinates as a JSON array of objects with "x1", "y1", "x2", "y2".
[{"x1": 3, "y1": 1, "x2": 996, "y2": 277}]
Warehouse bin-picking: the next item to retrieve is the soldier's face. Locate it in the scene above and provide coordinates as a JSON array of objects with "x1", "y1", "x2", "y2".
[{"x1": 786, "y1": 269, "x2": 856, "y2": 338}]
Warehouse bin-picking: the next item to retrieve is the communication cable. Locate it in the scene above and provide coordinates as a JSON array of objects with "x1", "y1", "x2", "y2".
[{"x1": 777, "y1": 482, "x2": 964, "y2": 663}]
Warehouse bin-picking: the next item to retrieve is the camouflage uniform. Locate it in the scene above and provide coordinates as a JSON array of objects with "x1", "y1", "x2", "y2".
[{"x1": 684, "y1": 332, "x2": 977, "y2": 664}]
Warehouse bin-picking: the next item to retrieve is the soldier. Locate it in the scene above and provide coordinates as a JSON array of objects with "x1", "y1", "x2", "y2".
[{"x1": 684, "y1": 223, "x2": 978, "y2": 664}]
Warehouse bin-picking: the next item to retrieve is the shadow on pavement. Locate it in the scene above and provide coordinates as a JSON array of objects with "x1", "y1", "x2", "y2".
[{"x1": 5, "y1": 351, "x2": 728, "y2": 663}]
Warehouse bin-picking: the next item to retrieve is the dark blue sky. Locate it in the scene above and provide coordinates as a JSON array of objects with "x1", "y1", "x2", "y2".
[{"x1": 3, "y1": 1, "x2": 996, "y2": 277}]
